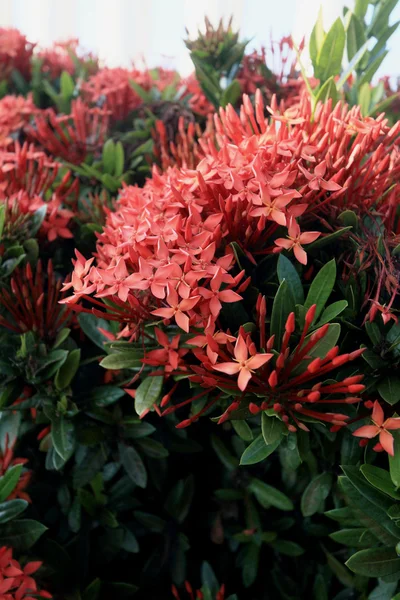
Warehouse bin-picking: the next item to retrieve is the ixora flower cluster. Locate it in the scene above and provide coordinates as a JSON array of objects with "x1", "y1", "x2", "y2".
[
  {"x1": 1, "y1": 2, "x2": 400, "y2": 599},
  {"x1": 65, "y1": 92, "x2": 400, "y2": 445}
]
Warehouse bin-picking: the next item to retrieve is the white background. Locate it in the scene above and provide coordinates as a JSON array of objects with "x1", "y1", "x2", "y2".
[{"x1": 0, "y1": 0, "x2": 399, "y2": 78}]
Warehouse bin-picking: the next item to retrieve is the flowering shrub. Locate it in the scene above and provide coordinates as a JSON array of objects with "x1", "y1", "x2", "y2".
[{"x1": 0, "y1": 2, "x2": 399, "y2": 599}]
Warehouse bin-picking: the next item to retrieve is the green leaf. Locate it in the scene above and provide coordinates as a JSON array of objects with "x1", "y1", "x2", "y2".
[
  {"x1": 306, "y1": 323, "x2": 341, "y2": 359},
  {"x1": 119, "y1": 444, "x2": 147, "y2": 488},
  {"x1": 358, "y1": 82, "x2": 372, "y2": 116},
  {"x1": 325, "y1": 548, "x2": 355, "y2": 587},
  {"x1": 240, "y1": 434, "x2": 281, "y2": 466},
  {"x1": 261, "y1": 412, "x2": 285, "y2": 445},
  {"x1": 164, "y1": 476, "x2": 194, "y2": 523},
  {"x1": 90, "y1": 385, "x2": 125, "y2": 407},
  {"x1": 60, "y1": 71, "x2": 75, "y2": 98},
  {"x1": 357, "y1": 51, "x2": 388, "y2": 88},
  {"x1": 354, "y1": 0, "x2": 369, "y2": 19},
  {"x1": 346, "y1": 547, "x2": 400, "y2": 578},
  {"x1": 102, "y1": 139, "x2": 116, "y2": 174},
  {"x1": 100, "y1": 351, "x2": 143, "y2": 370},
  {"x1": 83, "y1": 578, "x2": 102, "y2": 600},
  {"x1": 0, "y1": 499, "x2": 28, "y2": 524},
  {"x1": 270, "y1": 280, "x2": 295, "y2": 351},
  {"x1": 301, "y1": 472, "x2": 332, "y2": 516},
  {"x1": 377, "y1": 375, "x2": 400, "y2": 405},
  {"x1": 134, "y1": 376, "x2": 163, "y2": 417},
  {"x1": 51, "y1": 415, "x2": 75, "y2": 463},
  {"x1": 248, "y1": 478, "x2": 294, "y2": 511},
  {"x1": 314, "y1": 76, "x2": 338, "y2": 105},
  {"x1": 337, "y1": 40, "x2": 369, "y2": 88},
  {"x1": 242, "y1": 543, "x2": 260, "y2": 588},
  {"x1": 315, "y1": 18, "x2": 345, "y2": 82},
  {"x1": 390, "y1": 432, "x2": 400, "y2": 488},
  {"x1": 201, "y1": 562, "x2": 220, "y2": 596},
  {"x1": 78, "y1": 313, "x2": 111, "y2": 351},
  {"x1": 271, "y1": 540, "x2": 304, "y2": 556},
  {"x1": 114, "y1": 142, "x2": 125, "y2": 177},
  {"x1": 360, "y1": 465, "x2": 400, "y2": 500},
  {"x1": 55, "y1": 349, "x2": 81, "y2": 390},
  {"x1": 329, "y1": 528, "x2": 367, "y2": 547},
  {"x1": 0, "y1": 519, "x2": 47, "y2": 550},
  {"x1": 135, "y1": 438, "x2": 168, "y2": 458},
  {"x1": 211, "y1": 435, "x2": 239, "y2": 470},
  {"x1": 310, "y1": 7, "x2": 325, "y2": 69},
  {"x1": 232, "y1": 420, "x2": 253, "y2": 442},
  {"x1": 317, "y1": 301, "x2": 348, "y2": 327},
  {"x1": 0, "y1": 464, "x2": 23, "y2": 503},
  {"x1": 369, "y1": 0, "x2": 398, "y2": 38},
  {"x1": 346, "y1": 12, "x2": 366, "y2": 62},
  {"x1": 53, "y1": 328, "x2": 71, "y2": 349},
  {"x1": 277, "y1": 254, "x2": 304, "y2": 304},
  {"x1": 304, "y1": 259, "x2": 336, "y2": 321},
  {"x1": 220, "y1": 79, "x2": 241, "y2": 108},
  {"x1": 129, "y1": 79, "x2": 152, "y2": 102}
]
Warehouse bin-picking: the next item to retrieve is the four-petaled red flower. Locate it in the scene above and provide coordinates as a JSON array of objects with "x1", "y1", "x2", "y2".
[
  {"x1": 353, "y1": 400, "x2": 400, "y2": 456},
  {"x1": 274, "y1": 217, "x2": 320, "y2": 265},
  {"x1": 213, "y1": 335, "x2": 272, "y2": 391}
]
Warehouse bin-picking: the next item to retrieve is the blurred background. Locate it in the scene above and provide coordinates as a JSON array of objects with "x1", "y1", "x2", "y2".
[{"x1": 0, "y1": 0, "x2": 399, "y2": 78}]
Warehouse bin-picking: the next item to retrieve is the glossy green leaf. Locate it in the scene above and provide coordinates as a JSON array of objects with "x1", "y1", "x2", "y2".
[
  {"x1": 261, "y1": 412, "x2": 285, "y2": 445},
  {"x1": 377, "y1": 375, "x2": 400, "y2": 405},
  {"x1": 316, "y1": 300, "x2": 348, "y2": 327},
  {"x1": 301, "y1": 472, "x2": 332, "y2": 517},
  {"x1": 347, "y1": 12, "x2": 365, "y2": 61},
  {"x1": 119, "y1": 444, "x2": 147, "y2": 488},
  {"x1": 249, "y1": 478, "x2": 294, "y2": 511},
  {"x1": 390, "y1": 432, "x2": 400, "y2": 488},
  {"x1": 100, "y1": 351, "x2": 142, "y2": 370},
  {"x1": 55, "y1": 349, "x2": 81, "y2": 390},
  {"x1": 52, "y1": 415, "x2": 75, "y2": 463},
  {"x1": 304, "y1": 259, "x2": 336, "y2": 321},
  {"x1": 240, "y1": 434, "x2": 281, "y2": 466},
  {"x1": 314, "y1": 76, "x2": 338, "y2": 105},
  {"x1": 0, "y1": 464, "x2": 23, "y2": 503},
  {"x1": 0, "y1": 519, "x2": 47, "y2": 550},
  {"x1": 315, "y1": 18, "x2": 345, "y2": 82},
  {"x1": 0, "y1": 499, "x2": 28, "y2": 524},
  {"x1": 360, "y1": 464, "x2": 400, "y2": 500},
  {"x1": 232, "y1": 419, "x2": 253, "y2": 442},
  {"x1": 346, "y1": 547, "x2": 400, "y2": 578},
  {"x1": 277, "y1": 254, "x2": 304, "y2": 304},
  {"x1": 309, "y1": 7, "x2": 325, "y2": 68},
  {"x1": 270, "y1": 280, "x2": 295, "y2": 351},
  {"x1": 211, "y1": 435, "x2": 239, "y2": 470},
  {"x1": 134, "y1": 376, "x2": 163, "y2": 417}
]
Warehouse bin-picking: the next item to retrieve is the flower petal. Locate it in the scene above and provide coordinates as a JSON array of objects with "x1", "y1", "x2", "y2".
[
  {"x1": 380, "y1": 429, "x2": 394, "y2": 456},
  {"x1": 372, "y1": 400, "x2": 384, "y2": 426},
  {"x1": 352, "y1": 424, "x2": 380, "y2": 439}
]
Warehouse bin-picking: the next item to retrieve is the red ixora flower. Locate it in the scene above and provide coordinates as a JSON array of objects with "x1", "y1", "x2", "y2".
[
  {"x1": 0, "y1": 261, "x2": 72, "y2": 341},
  {"x1": 213, "y1": 334, "x2": 272, "y2": 391},
  {"x1": 353, "y1": 400, "x2": 400, "y2": 456},
  {"x1": 0, "y1": 546, "x2": 52, "y2": 599},
  {"x1": 274, "y1": 217, "x2": 320, "y2": 265},
  {"x1": 172, "y1": 581, "x2": 226, "y2": 600}
]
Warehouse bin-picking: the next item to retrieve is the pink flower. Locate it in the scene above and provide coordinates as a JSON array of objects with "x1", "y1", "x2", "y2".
[
  {"x1": 213, "y1": 335, "x2": 272, "y2": 391},
  {"x1": 353, "y1": 400, "x2": 400, "y2": 456},
  {"x1": 197, "y1": 268, "x2": 242, "y2": 317},
  {"x1": 299, "y1": 160, "x2": 342, "y2": 192},
  {"x1": 151, "y1": 287, "x2": 200, "y2": 332},
  {"x1": 250, "y1": 184, "x2": 301, "y2": 225},
  {"x1": 274, "y1": 218, "x2": 320, "y2": 265}
]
